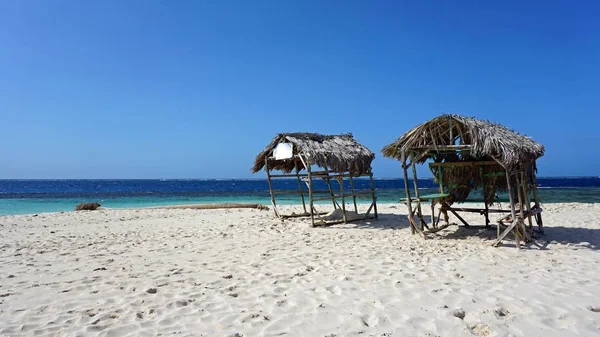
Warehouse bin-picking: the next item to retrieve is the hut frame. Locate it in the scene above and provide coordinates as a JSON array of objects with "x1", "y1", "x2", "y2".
[
  {"x1": 253, "y1": 133, "x2": 378, "y2": 226},
  {"x1": 382, "y1": 114, "x2": 545, "y2": 247}
]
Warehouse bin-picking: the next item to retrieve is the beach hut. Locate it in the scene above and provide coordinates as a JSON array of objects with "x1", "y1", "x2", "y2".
[
  {"x1": 382, "y1": 114, "x2": 545, "y2": 247},
  {"x1": 252, "y1": 133, "x2": 378, "y2": 226}
]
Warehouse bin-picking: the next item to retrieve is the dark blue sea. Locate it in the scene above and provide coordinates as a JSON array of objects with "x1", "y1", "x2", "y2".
[{"x1": 1, "y1": 178, "x2": 599, "y2": 215}]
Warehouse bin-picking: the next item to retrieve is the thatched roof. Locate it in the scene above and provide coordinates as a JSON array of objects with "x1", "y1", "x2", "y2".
[
  {"x1": 381, "y1": 114, "x2": 544, "y2": 169},
  {"x1": 252, "y1": 133, "x2": 374, "y2": 174}
]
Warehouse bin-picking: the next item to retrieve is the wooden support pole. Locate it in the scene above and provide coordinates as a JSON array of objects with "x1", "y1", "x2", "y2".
[
  {"x1": 338, "y1": 176, "x2": 348, "y2": 223},
  {"x1": 296, "y1": 155, "x2": 315, "y2": 227},
  {"x1": 436, "y1": 164, "x2": 449, "y2": 225},
  {"x1": 449, "y1": 116, "x2": 453, "y2": 144},
  {"x1": 447, "y1": 207, "x2": 471, "y2": 227},
  {"x1": 368, "y1": 169, "x2": 378, "y2": 219},
  {"x1": 323, "y1": 164, "x2": 340, "y2": 209},
  {"x1": 348, "y1": 174, "x2": 358, "y2": 213},
  {"x1": 530, "y1": 161, "x2": 543, "y2": 233},
  {"x1": 295, "y1": 165, "x2": 307, "y2": 213},
  {"x1": 515, "y1": 170, "x2": 530, "y2": 242},
  {"x1": 307, "y1": 164, "x2": 315, "y2": 227},
  {"x1": 497, "y1": 212, "x2": 501, "y2": 238},
  {"x1": 265, "y1": 157, "x2": 280, "y2": 218},
  {"x1": 410, "y1": 153, "x2": 426, "y2": 230},
  {"x1": 401, "y1": 152, "x2": 416, "y2": 234},
  {"x1": 505, "y1": 171, "x2": 520, "y2": 248},
  {"x1": 521, "y1": 169, "x2": 533, "y2": 231},
  {"x1": 479, "y1": 166, "x2": 490, "y2": 227},
  {"x1": 493, "y1": 221, "x2": 519, "y2": 247}
]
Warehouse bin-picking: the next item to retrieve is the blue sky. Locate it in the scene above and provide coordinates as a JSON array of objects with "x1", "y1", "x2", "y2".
[{"x1": 1, "y1": 1, "x2": 598, "y2": 179}]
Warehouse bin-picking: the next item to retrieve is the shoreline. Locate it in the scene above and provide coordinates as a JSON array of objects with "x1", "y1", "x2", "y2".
[{"x1": 1, "y1": 200, "x2": 599, "y2": 218}]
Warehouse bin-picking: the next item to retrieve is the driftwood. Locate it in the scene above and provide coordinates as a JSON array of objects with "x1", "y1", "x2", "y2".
[
  {"x1": 150, "y1": 203, "x2": 269, "y2": 211},
  {"x1": 75, "y1": 202, "x2": 101, "y2": 211}
]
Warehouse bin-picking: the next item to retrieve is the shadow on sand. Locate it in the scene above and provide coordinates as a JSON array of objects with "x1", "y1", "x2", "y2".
[
  {"x1": 317, "y1": 212, "x2": 415, "y2": 230},
  {"x1": 323, "y1": 215, "x2": 600, "y2": 251}
]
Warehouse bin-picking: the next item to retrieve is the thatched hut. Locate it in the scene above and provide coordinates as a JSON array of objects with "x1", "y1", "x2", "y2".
[
  {"x1": 382, "y1": 114, "x2": 544, "y2": 247},
  {"x1": 253, "y1": 133, "x2": 378, "y2": 226}
]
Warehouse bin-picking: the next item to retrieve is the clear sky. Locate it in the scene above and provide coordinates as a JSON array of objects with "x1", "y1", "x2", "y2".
[{"x1": 1, "y1": 1, "x2": 598, "y2": 179}]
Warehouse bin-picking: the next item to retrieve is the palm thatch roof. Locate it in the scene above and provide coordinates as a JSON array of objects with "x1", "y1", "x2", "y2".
[
  {"x1": 381, "y1": 114, "x2": 544, "y2": 169},
  {"x1": 252, "y1": 133, "x2": 374, "y2": 175}
]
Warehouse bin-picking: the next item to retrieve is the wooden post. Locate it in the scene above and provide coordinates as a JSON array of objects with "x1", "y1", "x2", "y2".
[
  {"x1": 521, "y1": 169, "x2": 533, "y2": 231},
  {"x1": 449, "y1": 116, "x2": 453, "y2": 144},
  {"x1": 401, "y1": 152, "x2": 416, "y2": 234},
  {"x1": 295, "y1": 164, "x2": 307, "y2": 214},
  {"x1": 505, "y1": 171, "x2": 520, "y2": 248},
  {"x1": 307, "y1": 163, "x2": 315, "y2": 227},
  {"x1": 436, "y1": 162, "x2": 449, "y2": 225},
  {"x1": 530, "y1": 161, "x2": 543, "y2": 233},
  {"x1": 324, "y1": 165, "x2": 339, "y2": 209},
  {"x1": 515, "y1": 170, "x2": 529, "y2": 242},
  {"x1": 368, "y1": 169, "x2": 378, "y2": 219},
  {"x1": 348, "y1": 173, "x2": 358, "y2": 213},
  {"x1": 410, "y1": 153, "x2": 426, "y2": 230},
  {"x1": 479, "y1": 166, "x2": 490, "y2": 227},
  {"x1": 339, "y1": 176, "x2": 347, "y2": 223},
  {"x1": 265, "y1": 156, "x2": 280, "y2": 218}
]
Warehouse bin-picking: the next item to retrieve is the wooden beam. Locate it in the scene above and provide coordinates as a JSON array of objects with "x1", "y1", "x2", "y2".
[
  {"x1": 281, "y1": 212, "x2": 327, "y2": 219},
  {"x1": 530, "y1": 161, "x2": 544, "y2": 233},
  {"x1": 401, "y1": 152, "x2": 416, "y2": 235},
  {"x1": 515, "y1": 171, "x2": 531, "y2": 242},
  {"x1": 408, "y1": 150, "x2": 431, "y2": 166},
  {"x1": 363, "y1": 202, "x2": 374, "y2": 219},
  {"x1": 479, "y1": 166, "x2": 490, "y2": 228},
  {"x1": 269, "y1": 173, "x2": 308, "y2": 178},
  {"x1": 306, "y1": 158, "x2": 315, "y2": 227},
  {"x1": 349, "y1": 174, "x2": 358, "y2": 213},
  {"x1": 429, "y1": 161, "x2": 499, "y2": 167},
  {"x1": 443, "y1": 207, "x2": 511, "y2": 214},
  {"x1": 339, "y1": 176, "x2": 347, "y2": 223},
  {"x1": 368, "y1": 170, "x2": 378, "y2": 219},
  {"x1": 295, "y1": 166, "x2": 307, "y2": 213},
  {"x1": 311, "y1": 215, "x2": 377, "y2": 227},
  {"x1": 265, "y1": 156, "x2": 280, "y2": 218},
  {"x1": 410, "y1": 153, "x2": 426, "y2": 230},
  {"x1": 492, "y1": 221, "x2": 518, "y2": 247},
  {"x1": 504, "y1": 171, "x2": 520, "y2": 248},
  {"x1": 436, "y1": 162, "x2": 449, "y2": 226},
  {"x1": 413, "y1": 145, "x2": 472, "y2": 151},
  {"x1": 323, "y1": 165, "x2": 340, "y2": 209},
  {"x1": 447, "y1": 208, "x2": 471, "y2": 227},
  {"x1": 449, "y1": 116, "x2": 453, "y2": 145}
]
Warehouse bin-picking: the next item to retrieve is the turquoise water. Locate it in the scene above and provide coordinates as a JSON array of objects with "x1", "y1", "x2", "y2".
[
  {"x1": 0, "y1": 194, "x2": 378, "y2": 215},
  {"x1": 1, "y1": 179, "x2": 599, "y2": 216}
]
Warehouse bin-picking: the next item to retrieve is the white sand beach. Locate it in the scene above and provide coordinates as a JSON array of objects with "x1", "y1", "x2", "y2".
[{"x1": 1, "y1": 203, "x2": 599, "y2": 337}]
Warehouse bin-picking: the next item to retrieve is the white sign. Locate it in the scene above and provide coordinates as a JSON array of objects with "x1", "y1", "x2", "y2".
[{"x1": 274, "y1": 143, "x2": 293, "y2": 160}]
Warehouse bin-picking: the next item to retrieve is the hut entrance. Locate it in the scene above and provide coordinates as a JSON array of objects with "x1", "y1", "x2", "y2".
[
  {"x1": 382, "y1": 114, "x2": 545, "y2": 248},
  {"x1": 252, "y1": 133, "x2": 378, "y2": 227}
]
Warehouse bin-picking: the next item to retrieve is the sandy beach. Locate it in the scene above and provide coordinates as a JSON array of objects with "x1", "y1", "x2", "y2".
[{"x1": 1, "y1": 203, "x2": 599, "y2": 337}]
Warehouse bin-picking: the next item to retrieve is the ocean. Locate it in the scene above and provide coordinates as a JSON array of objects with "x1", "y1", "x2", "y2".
[{"x1": 1, "y1": 178, "x2": 599, "y2": 215}]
